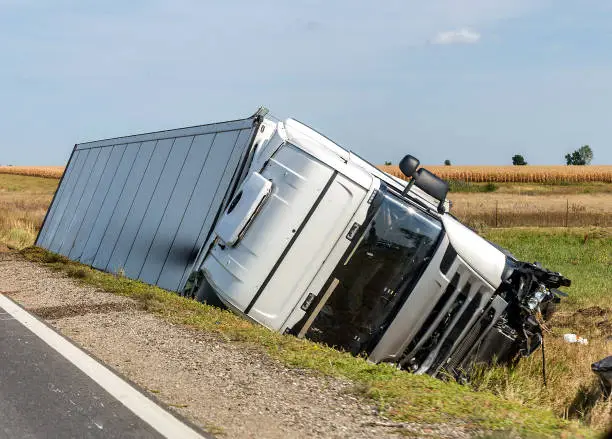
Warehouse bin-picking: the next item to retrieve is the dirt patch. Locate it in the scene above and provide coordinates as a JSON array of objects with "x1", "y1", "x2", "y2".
[
  {"x1": 30, "y1": 302, "x2": 141, "y2": 320},
  {"x1": 595, "y1": 320, "x2": 612, "y2": 337},
  {"x1": 550, "y1": 307, "x2": 611, "y2": 338},
  {"x1": 576, "y1": 306, "x2": 609, "y2": 318}
]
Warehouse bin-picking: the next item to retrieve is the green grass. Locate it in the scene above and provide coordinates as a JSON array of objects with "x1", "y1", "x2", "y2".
[
  {"x1": 21, "y1": 243, "x2": 603, "y2": 439},
  {"x1": 448, "y1": 181, "x2": 612, "y2": 195},
  {"x1": 483, "y1": 228, "x2": 611, "y2": 310},
  {"x1": 448, "y1": 180, "x2": 499, "y2": 193}
]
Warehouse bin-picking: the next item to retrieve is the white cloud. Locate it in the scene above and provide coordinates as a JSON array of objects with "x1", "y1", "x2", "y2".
[{"x1": 432, "y1": 28, "x2": 482, "y2": 45}]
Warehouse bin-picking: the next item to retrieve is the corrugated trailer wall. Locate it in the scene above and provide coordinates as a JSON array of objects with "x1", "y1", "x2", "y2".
[{"x1": 36, "y1": 113, "x2": 262, "y2": 292}]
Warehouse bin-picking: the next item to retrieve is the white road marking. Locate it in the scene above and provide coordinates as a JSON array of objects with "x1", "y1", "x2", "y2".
[{"x1": 0, "y1": 294, "x2": 206, "y2": 439}]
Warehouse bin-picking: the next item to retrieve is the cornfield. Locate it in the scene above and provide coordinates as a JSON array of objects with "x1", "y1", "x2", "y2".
[
  {"x1": 379, "y1": 165, "x2": 612, "y2": 183},
  {"x1": 0, "y1": 166, "x2": 64, "y2": 179},
  {"x1": 3, "y1": 164, "x2": 612, "y2": 183}
]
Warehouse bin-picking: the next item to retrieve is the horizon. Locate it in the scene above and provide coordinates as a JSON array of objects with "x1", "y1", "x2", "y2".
[{"x1": 1, "y1": 1, "x2": 611, "y2": 166}]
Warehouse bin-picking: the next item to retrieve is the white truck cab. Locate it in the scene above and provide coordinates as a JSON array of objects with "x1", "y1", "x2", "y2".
[
  {"x1": 37, "y1": 107, "x2": 570, "y2": 378},
  {"x1": 196, "y1": 116, "x2": 569, "y2": 377}
]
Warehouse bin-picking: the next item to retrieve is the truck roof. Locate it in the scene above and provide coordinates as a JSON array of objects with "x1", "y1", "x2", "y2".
[{"x1": 281, "y1": 118, "x2": 446, "y2": 214}]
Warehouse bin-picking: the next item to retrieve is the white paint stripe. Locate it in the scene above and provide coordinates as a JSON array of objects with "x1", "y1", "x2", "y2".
[{"x1": 0, "y1": 294, "x2": 206, "y2": 439}]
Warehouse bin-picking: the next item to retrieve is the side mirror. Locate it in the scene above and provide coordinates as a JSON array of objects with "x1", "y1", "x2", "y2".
[
  {"x1": 414, "y1": 168, "x2": 449, "y2": 202},
  {"x1": 399, "y1": 155, "x2": 420, "y2": 179},
  {"x1": 413, "y1": 168, "x2": 449, "y2": 213}
]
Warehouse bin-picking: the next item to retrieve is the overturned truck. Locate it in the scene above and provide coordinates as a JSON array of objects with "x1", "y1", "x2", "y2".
[{"x1": 37, "y1": 108, "x2": 570, "y2": 378}]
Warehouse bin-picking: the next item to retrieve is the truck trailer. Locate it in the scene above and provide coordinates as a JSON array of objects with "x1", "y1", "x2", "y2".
[{"x1": 36, "y1": 108, "x2": 570, "y2": 378}]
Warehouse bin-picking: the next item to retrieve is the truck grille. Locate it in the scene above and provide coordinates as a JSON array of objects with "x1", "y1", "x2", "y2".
[
  {"x1": 399, "y1": 261, "x2": 497, "y2": 375},
  {"x1": 428, "y1": 290, "x2": 483, "y2": 373}
]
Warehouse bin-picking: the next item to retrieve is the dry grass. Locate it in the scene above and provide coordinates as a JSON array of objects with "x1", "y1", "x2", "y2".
[
  {"x1": 0, "y1": 174, "x2": 57, "y2": 249},
  {"x1": 449, "y1": 192, "x2": 612, "y2": 228},
  {"x1": 471, "y1": 335, "x2": 612, "y2": 431},
  {"x1": 0, "y1": 166, "x2": 64, "y2": 179},
  {"x1": 380, "y1": 165, "x2": 612, "y2": 183}
]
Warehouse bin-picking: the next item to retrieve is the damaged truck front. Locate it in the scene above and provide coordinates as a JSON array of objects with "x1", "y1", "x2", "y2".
[{"x1": 37, "y1": 108, "x2": 570, "y2": 378}]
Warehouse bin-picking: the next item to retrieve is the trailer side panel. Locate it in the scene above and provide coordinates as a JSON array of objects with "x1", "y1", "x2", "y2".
[{"x1": 36, "y1": 116, "x2": 258, "y2": 292}]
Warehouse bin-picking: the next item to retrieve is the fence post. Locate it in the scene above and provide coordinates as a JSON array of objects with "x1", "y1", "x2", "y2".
[
  {"x1": 565, "y1": 199, "x2": 569, "y2": 228},
  {"x1": 495, "y1": 200, "x2": 499, "y2": 228}
]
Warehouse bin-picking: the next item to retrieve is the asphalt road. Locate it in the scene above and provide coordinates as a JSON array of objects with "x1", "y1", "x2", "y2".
[{"x1": 0, "y1": 296, "x2": 206, "y2": 439}]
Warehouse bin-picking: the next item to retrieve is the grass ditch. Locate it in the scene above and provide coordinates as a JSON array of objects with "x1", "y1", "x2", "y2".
[{"x1": 20, "y1": 235, "x2": 607, "y2": 439}]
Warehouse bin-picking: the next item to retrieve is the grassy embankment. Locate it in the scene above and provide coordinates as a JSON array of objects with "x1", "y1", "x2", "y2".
[
  {"x1": 1, "y1": 172, "x2": 610, "y2": 437},
  {"x1": 20, "y1": 229, "x2": 611, "y2": 438}
]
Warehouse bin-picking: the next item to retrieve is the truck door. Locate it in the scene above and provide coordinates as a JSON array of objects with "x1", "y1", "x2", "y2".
[
  {"x1": 201, "y1": 142, "x2": 367, "y2": 329},
  {"x1": 202, "y1": 143, "x2": 334, "y2": 308}
]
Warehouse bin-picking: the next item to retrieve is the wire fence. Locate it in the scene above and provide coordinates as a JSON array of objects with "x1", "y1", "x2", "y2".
[{"x1": 451, "y1": 200, "x2": 611, "y2": 228}]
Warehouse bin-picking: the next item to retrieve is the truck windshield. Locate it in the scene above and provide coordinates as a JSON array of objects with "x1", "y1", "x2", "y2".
[{"x1": 305, "y1": 190, "x2": 442, "y2": 355}]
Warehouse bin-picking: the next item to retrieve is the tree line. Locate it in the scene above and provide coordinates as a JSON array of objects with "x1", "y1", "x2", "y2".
[
  {"x1": 437, "y1": 145, "x2": 594, "y2": 166},
  {"x1": 510, "y1": 145, "x2": 593, "y2": 166}
]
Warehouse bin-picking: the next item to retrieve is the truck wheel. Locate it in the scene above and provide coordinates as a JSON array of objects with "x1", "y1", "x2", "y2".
[{"x1": 195, "y1": 278, "x2": 227, "y2": 310}]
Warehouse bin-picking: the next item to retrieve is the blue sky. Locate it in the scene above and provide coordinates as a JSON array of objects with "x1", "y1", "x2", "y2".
[{"x1": 1, "y1": 1, "x2": 611, "y2": 166}]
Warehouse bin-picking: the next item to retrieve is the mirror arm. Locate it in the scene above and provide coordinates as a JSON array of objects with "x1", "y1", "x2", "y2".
[{"x1": 402, "y1": 178, "x2": 415, "y2": 197}]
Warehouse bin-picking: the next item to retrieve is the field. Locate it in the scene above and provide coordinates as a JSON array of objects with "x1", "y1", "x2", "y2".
[
  {"x1": 448, "y1": 185, "x2": 612, "y2": 228},
  {"x1": 0, "y1": 172, "x2": 611, "y2": 437},
  {"x1": 0, "y1": 174, "x2": 57, "y2": 249},
  {"x1": 380, "y1": 165, "x2": 612, "y2": 183},
  {"x1": 0, "y1": 166, "x2": 64, "y2": 179},
  {"x1": 380, "y1": 165, "x2": 612, "y2": 228},
  {"x1": 3, "y1": 166, "x2": 609, "y2": 228},
  {"x1": 3, "y1": 165, "x2": 612, "y2": 183}
]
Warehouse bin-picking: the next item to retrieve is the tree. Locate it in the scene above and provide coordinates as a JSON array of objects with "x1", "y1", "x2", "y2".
[
  {"x1": 565, "y1": 145, "x2": 593, "y2": 165},
  {"x1": 384, "y1": 161, "x2": 392, "y2": 166},
  {"x1": 444, "y1": 159, "x2": 451, "y2": 166},
  {"x1": 512, "y1": 154, "x2": 527, "y2": 166}
]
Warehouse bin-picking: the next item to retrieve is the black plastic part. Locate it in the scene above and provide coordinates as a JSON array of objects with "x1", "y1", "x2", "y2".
[
  {"x1": 399, "y1": 155, "x2": 420, "y2": 178},
  {"x1": 195, "y1": 278, "x2": 227, "y2": 309},
  {"x1": 591, "y1": 356, "x2": 612, "y2": 397},
  {"x1": 439, "y1": 243, "x2": 457, "y2": 275},
  {"x1": 413, "y1": 168, "x2": 449, "y2": 203},
  {"x1": 474, "y1": 325, "x2": 519, "y2": 365}
]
